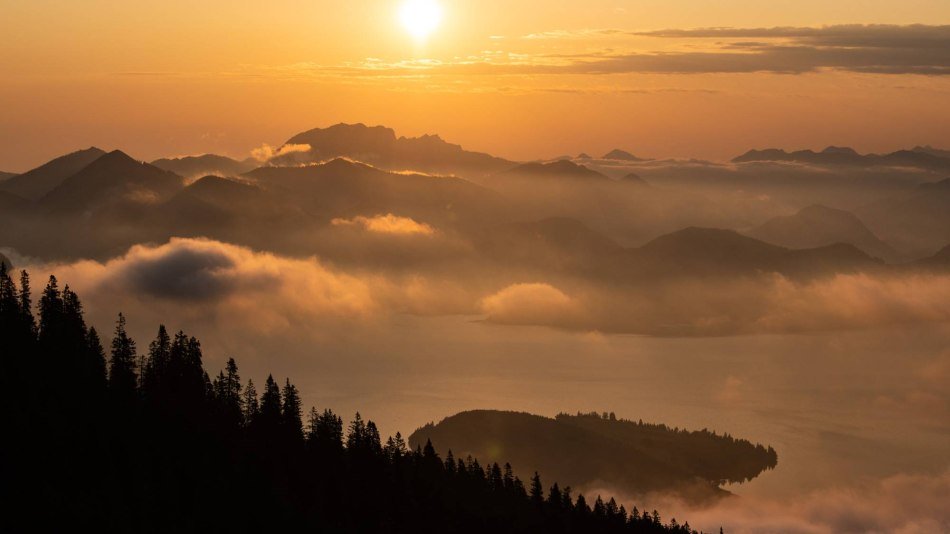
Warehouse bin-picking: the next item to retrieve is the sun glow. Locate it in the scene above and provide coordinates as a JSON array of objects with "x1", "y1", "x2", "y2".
[{"x1": 399, "y1": 0, "x2": 443, "y2": 41}]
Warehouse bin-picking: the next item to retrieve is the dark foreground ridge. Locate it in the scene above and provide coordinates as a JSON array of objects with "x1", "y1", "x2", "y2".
[{"x1": 0, "y1": 267, "x2": 707, "y2": 533}]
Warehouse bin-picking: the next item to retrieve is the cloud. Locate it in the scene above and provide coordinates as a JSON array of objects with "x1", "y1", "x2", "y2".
[
  {"x1": 34, "y1": 238, "x2": 381, "y2": 335},
  {"x1": 251, "y1": 143, "x2": 311, "y2": 162},
  {"x1": 331, "y1": 214, "x2": 436, "y2": 236},
  {"x1": 281, "y1": 24, "x2": 949, "y2": 78},
  {"x1": 480, "y1": 283, "x2": 581, "y2": 326},
  {"x1": 656, "y1": 470, "x2": 950, "y2": 534}
]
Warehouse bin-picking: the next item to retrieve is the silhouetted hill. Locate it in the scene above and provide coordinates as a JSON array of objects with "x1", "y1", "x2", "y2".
[
  {"x1": 0, "y1": 171, "x2": 15, "y2": 182},
  {"x1": 748, "y1": 205, "x2": 898, "y2": 261},
  {"x1": 638, "y1": 227, "x2": 787, "y2": 272},
  {"x1": 276, "y1": 123, "x2": 516, "y2": 178},
  {"x1": 410, "y1": 410, "x2": 777, "y2": 502},
  {"x1": 245, "y1": 157, "x2": 508, "y2": 229},
  {"x1": 856, "y1": 177, "x2": 950, "y2": 256},
  {"x1": 39, "y1": 150, "x2": 183, "y2": 213},
  {"x1": 151, "y1": 154, "x2": 255, "y2": 178},
  {"x1": 733, "y1": 147, "x2": 950, "y2": 171},
  {"x1": 603, "y1": 149, "x2": 645, "y2": 161},
  {"x1": 634, "y1": 227, "x2": 881, "y2": 277},
  {"x1": 912, "y1": 145, "x2": 950, "y2": 159},
  {"x1": 497, "y1": 160, "x2": 609, "y2": 181},
  {"x1": 477, "y1": 217, "x2": 624, "y2": 274},
  {"x1": 912, "y1": 244, "x2": 950, "y2": 270},
  {"x1": 622, "y1": 173, "x2": 650, "y2": 186},
  {"x1": 0, "y1": 147, "x2": 106, "y2": 200},
  {"x1": 0, "y1": 190, "x2": 29, "y2": 212}
]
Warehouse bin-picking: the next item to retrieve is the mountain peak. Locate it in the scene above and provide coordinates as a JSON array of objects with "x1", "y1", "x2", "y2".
[
  {"x1": 821, "y1": 146, "x2": 859, "y2": 155},
  {"x1": 0, "y1": 146, "x2": 109, "y2": 200},
  {"x1": 603, "y1": 149, "x2": 643, "y2": 161}
]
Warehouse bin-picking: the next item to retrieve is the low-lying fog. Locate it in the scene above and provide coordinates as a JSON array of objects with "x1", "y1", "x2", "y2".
[{"x1": 9, "y1": 239, "x2": 948, "y2": 533}]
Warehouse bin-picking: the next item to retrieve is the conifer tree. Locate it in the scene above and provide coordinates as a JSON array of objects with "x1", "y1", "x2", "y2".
[
  {"x1": 259, "y1": 374, "x2": 282, "y2": 427},
  {"x1": 242, "y1": 378, "x2": 259, "y2": 425},
  {"x1": 85, "y1": 327, "x2": 107, "y2": 389},
  {"x1": 281, "y1": 379, "x2": 303, "y2": 440},
  {"x1": 108, "y1": 313, "x2": 137, "y2": 399},
  {"x1": 530, "y1": 472, "x2": 544, "y2": 505},
  {"x1": 19, "y1": 270, "x2": 36, "y2": 337}
]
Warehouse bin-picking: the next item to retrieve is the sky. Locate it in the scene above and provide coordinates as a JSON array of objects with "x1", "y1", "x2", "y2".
[{"x1": 1, "y1": 0, "x2": 949, "y2": 171}]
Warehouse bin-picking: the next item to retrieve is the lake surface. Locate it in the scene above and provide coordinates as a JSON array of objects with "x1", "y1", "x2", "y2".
[{"x1": 204, "y1": 316, "x2": 949, "y2": 500}]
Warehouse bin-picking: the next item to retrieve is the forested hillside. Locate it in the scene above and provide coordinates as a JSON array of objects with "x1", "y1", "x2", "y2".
[
  {"x1": 411, "y1": 411, "x2": 777, "y2": 502},
  {"x1": 0, "y1": 266, "x2": 706, "y2": 533}
]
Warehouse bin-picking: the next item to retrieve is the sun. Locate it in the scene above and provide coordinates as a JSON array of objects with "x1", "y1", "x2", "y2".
[{"x1": 399, "y1": 0, "x2": 443, "y2": 41}]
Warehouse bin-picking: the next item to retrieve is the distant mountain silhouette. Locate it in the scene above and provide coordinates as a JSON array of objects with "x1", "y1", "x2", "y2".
[
  {"x1": 733, "y1": 147, "x2": 950, "y2": 171},
  {"x1": 856, "y1": 177, "x2": 950, "y2": 257},
  {"x1": 0, "y1": 147, "x2": 106, "y2": 200},
  {"x1": 476, "y1": 217, "x2": 624, "y2": 274},
  {"x1": 914, "y1": 244, "x2": 950, "y2": 269},
  {"x1": 748, "y1": 205, "x2": 899, "y2": 261},
  {"x1": 0, "y1": 190, "x2": 28, "y2": 212},
  {"x1": 912, "y1": 145, "x2": 950, "y2": 159},
  {"x1": 496, "y1": 160, "x2": 609, "y2": 181},
  {"x1": 274, "y1": 123, "x2": 516, "y2": 178},
  {"x1": 245, "y1": 157, "x2": 507, "y2": 229},
  {"x1": 0, "y1": 171, "x2": 16, "y2": 182},
  {"x1": 39, "y1": 150, "x2": 183, "y2": 213},
  {"x1": 603, "y1": 149, "x2": 645, "y2": 161},
  {"x1": 634, "y1": 227, "x2": 881, "y2": 277},
  {"x1": 621, "y1": 172, "x2": 649, "y2": 186},
  {"x1": 151, "y1": 154, "x2": 255, "y2": 178},
  {"x1": 410, "y1": 410, "x2": 777, "y2": 503}
]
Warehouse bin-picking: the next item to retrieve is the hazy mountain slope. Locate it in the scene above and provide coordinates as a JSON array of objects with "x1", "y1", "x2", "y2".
[
  {"x1": 748, "y1": 205, "x2": 899, "y2": 261},
  {"x1": 151, "y1": 154, "x2": 256, "y2": 178},
  {"x1": 494, "y1": 160, "x2": 609, "y2": 182},
  {"x1": 855, "y1": 178, "x2": 950, "y2": 257},
  {"x1": 633, "y1": 227, "x2": 881, "y2": 277},
  {"x1": 245, "y1": 157, "x2": 510, "y2": 229},
  {"x1": 602, "y1": 149, "x2": 645, "y2": 161},
  {"x1": 40, "y1": 150, "x2": 183, "y2": 213},
  {"x1": 274, "y1": 123, "x2": 516, "y2": 178},
  {"x1": 0, "y1": 171, "x2": 16, "y2": 182},
  {"x1": 0, "y1": 190, "x2": 29, "y2": 212},
  {"x1": 733, "y1": 146, "x2": 950, "y2": 172},
  {"x1": 0, "y1": 147, "x2": 106, "y2": 200},
  {"x1": 410, "y1": 410, "x2": 777, "y2": 502}
]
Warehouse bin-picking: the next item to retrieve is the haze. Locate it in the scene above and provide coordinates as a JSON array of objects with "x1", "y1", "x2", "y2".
[
  {"x1": 2, "y1": 1, "x2": 950, "y2": 170},
  {"x1": 1, "y1": 2, "x2": 949, "y2": 533}
]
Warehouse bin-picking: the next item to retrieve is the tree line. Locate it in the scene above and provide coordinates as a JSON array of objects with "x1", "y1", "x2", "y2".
[{"x1": 0, "y1": 266, "x2": 710, "y2": 533}]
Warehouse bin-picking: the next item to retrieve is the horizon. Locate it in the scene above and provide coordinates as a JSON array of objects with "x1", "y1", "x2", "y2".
[
  {"x1": 2, "y1": 2, "x2": 949, "y2": 533},
  {"x1": 3, "y1": 120, "x2": 948, "y2": 173},
  {"x1": 2, "y1": 1, "x2": 949, "y2": 171}
]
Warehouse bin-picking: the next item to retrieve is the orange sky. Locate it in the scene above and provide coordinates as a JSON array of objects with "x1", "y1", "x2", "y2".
[{"x1": 1, "y1": 0, "x2": 949, "y2": 171}]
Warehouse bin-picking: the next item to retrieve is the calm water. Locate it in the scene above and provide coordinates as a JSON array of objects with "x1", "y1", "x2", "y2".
[{"x1": 197, "y1": 315, "x2": 950, "y2": 500}]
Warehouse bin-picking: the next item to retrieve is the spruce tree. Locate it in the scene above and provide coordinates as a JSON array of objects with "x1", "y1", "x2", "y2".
[
  {"x1": 242, "y1": 378, "x2": 259, "y2": 425},
  {"x1": 108, "y1": 313, "x2": 137, "y2": 400},
  {"x1": 281, "y1": 379, "x2": 303, "y2": 440},
  {"x1": 259, "y1": 374, "x2": 282, "y2": 427},
  {"x1": 530, "y1": 472, "x2": 544, "y2": 505}
]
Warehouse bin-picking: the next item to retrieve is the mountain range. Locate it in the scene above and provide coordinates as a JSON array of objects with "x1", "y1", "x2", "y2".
[
  {"x1": 1, "y1": 125, "x2": 948, "y2": 273},
  {"x1": 270, "y1": 123, "x2": 516, "y2": 178},
  {"x1": 748, "y1": 205, "x2": 899, "y2": 261},
  {"x1": 732, "y1": 146, "x2": 950, "y2": 171}
]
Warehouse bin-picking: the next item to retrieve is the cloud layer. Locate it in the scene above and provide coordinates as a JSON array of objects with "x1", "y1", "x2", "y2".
[{"x1": 331, "y1": 214, "x2": 436, "y2": 236}]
